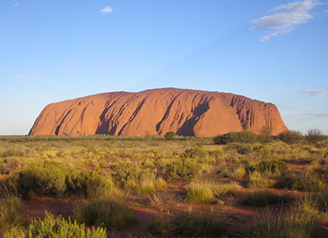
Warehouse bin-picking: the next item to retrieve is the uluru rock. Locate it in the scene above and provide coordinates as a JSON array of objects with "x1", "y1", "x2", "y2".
[{"x1": 29, "y1": 88, "x2": 288, "y2": 136}]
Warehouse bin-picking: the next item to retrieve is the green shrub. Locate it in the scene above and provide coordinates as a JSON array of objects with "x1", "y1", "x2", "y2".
[
  {"x1": 164, "y1": 158, "x2": 202, "y2": 181},
  {"x1": 214, "y1": 131, "x2": 258, "y2": 145},
  {"x1": 4, "y1": 212, "x2": 107, "y2": 238},
  {"x1": 0, "y1": 197, "x2": 27, "y2": 235},
  {"x1": 242, "y1": 190, "x2": 291, "y2": 207},
  {"x1": 3, "y1": 164, "x2": 67, "y2": 198},
  {"x1": 172, "y1": 213, "x2": 227, "y2": 237},
  {"x1": 164, "y1": 131, "x2": 176, "y2": 140},
  {"x1": 180, "y1": 147, "x2": 209, "y2": 159},
  {"x1": 225, "y1": 143, "x2": 253, "y2": 154},
  {"x1": 112, "y1": 163, "x2": 156, "y2": 188},
  {"x1": 278, "y1": 130, "x2": 303, "y2": 144},
  {"x1": 73, "y1": 200, "x2": 138, "y2": 231},
  {"x1": 66, "y1": 170, "x2": 113, "y2": 198},
  {"x1": 250, "y1": 160, "x2": 288, "y2": 175}
]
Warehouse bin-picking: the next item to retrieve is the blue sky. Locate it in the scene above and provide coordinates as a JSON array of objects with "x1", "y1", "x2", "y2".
[{"x1": 0, "y1": 0, "x2": 327, "y2": 135}]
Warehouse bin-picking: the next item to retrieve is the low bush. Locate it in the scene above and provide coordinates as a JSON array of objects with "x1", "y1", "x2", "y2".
[
  {"x1": 172, "y1": 213, "x2": 227, "y2": 237},
  {"x1": 164, "y1": 131, "x2": 177, "y2": 140},
  {"x1": 225, "y1": 143, "x2": 253, "y2": 155},
  {"x1": 214, "y1": 131, "x2": 258, "y2": 145},
  {"x1": 180, "y1": 147, "x2": 209, "y2": 159},
  {"x1": 250, "y1": 160, "x2": 288, "y2": 175},
  {"x1": 4, "y1": 212, "x2": 107, "y2": 238},
  {"x1": 242, "y1": 190, "x2": 291, "y2": 207},
  {"x1": 112, "y1": 163, "x2": 156, "y2": 188},
  {"x1": 164, "y1": 158, "x2": 203, "y2": 181},
  {"x1": 0, "y1": 197, "x2": 27, "y2": 235},
  {"x1": 66, "y1": 170, "x2": 113, "y2": 198},
  {"x1": 3, "y1": 164, "x2": 115, "y2": 199},
  {"x1": 278, "y1": 130, "x2": 303, "y2": 144},
  {"x1": 73, "y1": 200, "x2": 138, "y2": 231},
  {"x1": 3, "y1": 164, "x2": 67, "y2": 198}
]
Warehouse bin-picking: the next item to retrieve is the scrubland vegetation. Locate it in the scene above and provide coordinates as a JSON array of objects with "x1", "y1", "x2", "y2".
[{"x1": 0, "y1": 129, "x2": 327, "y2": 237}]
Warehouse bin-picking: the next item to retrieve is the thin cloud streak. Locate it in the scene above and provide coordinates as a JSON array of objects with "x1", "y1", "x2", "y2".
[
  {"x1": 15, "y1": 75, "x2": 39, "y2": 80},
  {"x1": 278, "y1": 104, "x2": 301, "y2": 110},
  {"x1": 306, "y1": 112, "x2": 328, "y2": 117},
  {"x1": 252, "y1": 0, "x2": 320, "y2": 41},
  {"x1": 300, "y1": 88, "x2": 327, "y2": 96}
]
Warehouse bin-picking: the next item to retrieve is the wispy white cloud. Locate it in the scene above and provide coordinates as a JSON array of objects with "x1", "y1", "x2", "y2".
[
  {"x1": 13, "y1": 2, "x2": 19, "y2": 7},
  {"x1": 252, "y1": 0, "x2": 320, "y2": 41},
  {"x1": 300, "y1": 88, "x2": 327, "y2": 96},
  {"x1": 276, "y1": 89, "x2": 287, "y2": 93},
  {"x1": 306, "y1": 112, "x2": 328, "y2": 117},
  {"x1": 15, "y1": 74, "x2": 39, "y2": 80},
  {"x1": 101, "y1": 6, "x2": 113, "y2": 14},
  {"x1": 278, "y1": 104, "x2": 301, "y2": 110}
]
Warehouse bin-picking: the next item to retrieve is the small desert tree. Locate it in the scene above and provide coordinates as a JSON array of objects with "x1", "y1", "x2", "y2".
[
  {"x1": 306, "y1": 128, "x2": 323, "y2": 144},
  {"x1": 164, "y1": 131, "x2": 176, "y2": 140}
]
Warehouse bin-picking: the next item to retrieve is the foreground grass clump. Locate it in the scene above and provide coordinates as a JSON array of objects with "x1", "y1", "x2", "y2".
[
  {"x1": 0, "y1": 197, "x2": 27, "y2": 235},
  {"x1": 185, "y1": 181, "x2": 214, "y2": 204},
  {"x1": 148, "y1": 213, "x2": 227, "y2": 237},
  {"x1": 4, "y1": 212, "x2": 106, "y2": 238},
  {"x1": 185, "y1": 180, "x2": 240, "y2": 204},
  {"x1": 239, "y1": 201, "x2": 326, "y2": 238},
  {"x1": 73, "y1": 200, "x2": 138, "y2": 231},
  {"x1": 164, "y1": 158, "x2": 203, "y2": 181},
  {"x1": 248, "y1": 172, "x2": 275, "y2": 188},
  {"x1": 242, "y1": 190, "x2": 291, "y2": 207}
]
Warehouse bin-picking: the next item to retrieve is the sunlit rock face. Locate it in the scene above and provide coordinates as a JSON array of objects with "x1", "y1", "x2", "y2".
[{"x1": 29, "y1": 88, "x2": 288, "y2": 136}]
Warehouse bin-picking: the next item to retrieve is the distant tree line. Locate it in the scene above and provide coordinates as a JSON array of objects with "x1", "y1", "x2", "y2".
[{"x1": 213, "y1": 128, "x2": 327, "y2": 145}]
